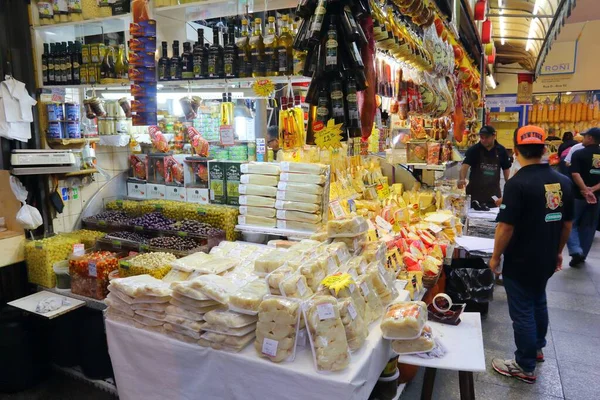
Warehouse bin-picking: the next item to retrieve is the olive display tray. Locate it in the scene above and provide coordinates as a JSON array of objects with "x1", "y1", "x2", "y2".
[{"x1": 96, "y1": 236, "x2": 208, "y2": 258}]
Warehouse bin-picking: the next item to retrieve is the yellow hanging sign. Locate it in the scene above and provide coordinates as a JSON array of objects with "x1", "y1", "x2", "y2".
[
  {"x1": 252, "y1": 79, "x2": 275, "y2": 97},
  {"x1": 314, "y1": 119, "x2": 344, "y2": 149}
]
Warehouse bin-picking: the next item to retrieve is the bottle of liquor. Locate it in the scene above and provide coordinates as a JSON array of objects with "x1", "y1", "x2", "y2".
[
  {"x1": 329, "y1": 77, "x2": 345, "y2": 125},
  {"x1": 193, "y1": 29, "x2": 208, "y2": 79},
  {"x1": 264, "y1": 16, "x2": 279, "y2": 76},
  {"x1": 308, "y1": 0, "x2": 327, "y2": 45},
  {"x1": 181, "y1": 42, "x2": 194, "y2": 79},
  {"x1": 100, "y1": 45, "x2": 116, "y2": 80},
  {"x1": 72, "y1": 41, "x2": 82, "y2": 84},
  {"x1": 158, "y1": 41, "x2": 170, "y2": 81},
  {"x1": 250, "y1": 18, "x2": 265, "y2": 77},
  {"x1": 170, "y1": 41, "x2": 182, "y2": 80},
  {"x1": 56, "y1": 43, "x2": 64, "y2": 84},
  {"x1": 315, "y1": 84, "x2": 330, "y2": 124},
  {"x1": 223, "y1": 25, "x2": 238, "y2": 78},
  {"x1": 324, "y1": 15, "x2": 338, "y2": 73},
  {"x1": 48, "y1": 43, "x2": 55, "y2": 85},
  {"x1": 114, "y1": 44, "x2": 126, "y2": 79},
  {"x1": 208, "y1": 27, "x2": 224, "y2": 78},
  {"x1": 62, "y1": 42, "x2": 70, "y2": 84},
  {"x1": 42, "y1": 43, "x2": 49, "y2": 86},
  {"x1": 66, "y1": 41, "x2": 74, "y2": 84},
  {"x1": 277, "y1": 15, "x2": 293, "y2": 76},
  {"x1": 236, "y1": 19, "x2": 251, "y2": 78},
  {"x1": 345, "y1": 76, "x2": 360, "y2": 128}
]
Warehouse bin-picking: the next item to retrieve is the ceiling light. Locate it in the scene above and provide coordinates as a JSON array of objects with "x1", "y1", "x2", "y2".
[
  {"x1": 566, "y1": 91, "x2": 572, "y2": 95},
  {"x1": 533, "y1": 0, "x2": 543, "y2": 15},
  {"x1": 526, "y1": 18, "x2": 539, "y2": 52}
]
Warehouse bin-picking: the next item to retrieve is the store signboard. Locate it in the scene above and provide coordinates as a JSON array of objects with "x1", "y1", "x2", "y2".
[
  {"x1": 539, "y1": 41, "x2": 577, "y2": 75},
  {"x1": 517, "y1": 73, "x2": 534, "y2": 104},
  {"x1": 486, "y1": 96, "x2": 518, "y2": 109}
]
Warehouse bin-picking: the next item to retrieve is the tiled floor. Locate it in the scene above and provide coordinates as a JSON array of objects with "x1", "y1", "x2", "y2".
[
  {"x1": 6, "y1": 237, "x2": 600, "y2": 400},
  {"x1": 402, "y1": 235, "x2": 600, "y2": 400}
]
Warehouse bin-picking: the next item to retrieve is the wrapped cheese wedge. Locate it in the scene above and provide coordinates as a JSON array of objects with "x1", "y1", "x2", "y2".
[
  {"x1": 169, "y1": 298, "x2": 221, "y2": 314},
  {"x1": 355, "y1": 274, "x2": 384, "y2": 323},
  {"x1": 240, "y1": 174, "x2": 279, "y2": 186},
  {"x1": 239, "y1": 184, "x2": 278, "y2": 197},
  {"x1": 130, "y1": 302, "x2": 169, "y2": 312},
  {"x1": 333, "y1": 235, "x2": 366, "y2": 253},
  {"x1": 254, "y1": 296, "x2": 301, "y2": 363},
  {"x1": 298, "y1": 259, "x2": 327, "y2": 292},
  {"x1": 279, "y1": 272, "x2": 313, "y2": 299},
  {"x1": 105, "y1": 295, "x2": 135, "y2": 317},
  {"x1": 255, "y1": 249, "x2": 298, "y2": 274},
  {"x1": 391, "y1": 325, "x2": 435, "y2": 355},
  {"x1": 135, "y1": 309, "x2": 166, "y2": 321},
  {"x1": 134, "y1": 314, "x2": 164, "y2": 327},
  {"x1": 164, "y1": 314, "x2": 204, "y2": 331},
  {"x1": 203, "y1": 308, "x2": 258, "y2": 328},
  {"x1": 188, "y1": 274, "x2": 238, "y2": 304},
  {"x1": 107, "y1": 285, "x2": 171, "y2": 305},
  {"x1": 166, "y1": 305, "x2": 205, "y2": 321},
  {"x1": 362, "y1": 241, "x2": 387, "y2": 264},
  {"x1": 240, "y1": 162, "x2": 280, "y2": 175},
  {"x1": 266, "y1": 265, "x2": 296, "y2": 294},
  {"x1": 326, "y1": 216, "x2": 369, "y2": 238},
  {"x1": 166, "y1": 330, "x2": 201, "y2": 344},
  {"x1": 288, "y1": 239, "x2": 322, "y2": 254},
  {"x1": 164, "y1": 323, "x2": 202, "y2": 339},
  {"x1": 170, "y1": 281, "x2": 211, "y2": 301},
  {"x1": 318, "y1": 273, "x2": 367, "y2": 322},
  {"x1": 201, "y1": 331, "x2": 255, "y2": 349},
  {"x1": 277, "y1": 181, "x2": 323, "y2": 195},
  {"x1": 280, "y1": 172, "x2": 326, "y2": 185},
  {"x1": 380, "y1": 301, "x2": 428, "y2": 339},
  {"x1": 303, "y1": 295, "x2": 351, "y2": 372}
]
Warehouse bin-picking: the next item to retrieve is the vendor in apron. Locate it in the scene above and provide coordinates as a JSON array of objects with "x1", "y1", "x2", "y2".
[{"x1": 458, "y1": 126, "x2": 512, "y2": 210}]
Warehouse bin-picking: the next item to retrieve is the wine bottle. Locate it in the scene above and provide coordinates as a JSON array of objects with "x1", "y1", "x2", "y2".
[
  {"x1": 324, "y1": 15, "x2": 338, "y2": 73},
  {"x1": 330, "y1": 77, "x2": 345, "y2": 125},
  {"x1": 315, "y1": 84, "x2": 330, "y2": 123},
  {"x1": 181, "y1": 42, "x2": 194, "y2": 79},
  {"x1": 250, "y1": 18, "x2": 265, "y2": 77},
  {"x1": 223, "y1": 26, "x2": 238, "y2": 78},
  {"x1": 114, "y1": 44, "x2": 126, "y2": 79},
  {"x1": 158, "y1": 41, "x2": 170, "y2": 81},
  {"x1": 42, "y1": 43, "x2": 49, "y2": 86},
  {"x1": 170, "y1": 40, "x2": 182, "y2": 80},
  {"x1": 100, "y1": 45, "x2": 115, "y2": 80},
  {"x1": 296, "y1": 0, "x2": 317, "y2": 20},
  {"x1": 193, "y1": 29, "x2": 208, "y2": 79},
  {"x1": 308, "y1": 0, "x2": 327, "y2": 45},
  {"x1": 345, "y1": 76, "x2": 360, "y2": 128},
  {"x1": 72, "y1": 41, "x2": 82, "y2": 84},
  {"x1": 208, "y1": 27, "x2": 224, "y2": 78},
  {"x1": 278, "y1": 15, "x2": 294, "y2": 76},
  {"x1": 48, "y1": 43, "x2": 55, "y2": 85},
  {"x1": 264, "y1": 16, "x2": 279, "y2": 76}
]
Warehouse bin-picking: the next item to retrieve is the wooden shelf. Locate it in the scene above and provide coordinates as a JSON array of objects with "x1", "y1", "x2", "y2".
[{"x1": 47, "y1": 138, "x2": 100, "y2": 149}]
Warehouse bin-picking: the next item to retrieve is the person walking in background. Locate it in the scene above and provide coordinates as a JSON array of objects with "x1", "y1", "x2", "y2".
[
  {"x1": 567, "y1": 128, "x2": 600, "y2": 267},
  {"x1": 564, "y1": 134, "x2": 584, "y2": 167},
  {"x1": 558, "y1": 132, "x2": 577, "y2": 175},
  {"x1": 490, "y1": 125, "x2": 573, "y2": 384},
  {"x1": 458, "y1": 125, "x2": 512, "y2": 210}
]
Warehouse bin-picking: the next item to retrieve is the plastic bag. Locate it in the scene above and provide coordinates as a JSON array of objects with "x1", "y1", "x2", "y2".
[
  {"x1": 170, "y1": 297, "x2": 220, "y2": 314},
  {"x1": 164, "y1": 323, "x2": 202, "y2": 339},
  {"x1": 108, "y1": 285, "x2": 171, "y2": 304},
  {"x1": 239, "y1": 206, "x2": 276, "y2": 218},
  {"x1": 276, "y1": 190, "x2": 321, "y2": 204},
  {"x1": 110, "y1": 275, "x2": 172, "y2": 298},
  {"x1": 203, "y1": 308, "x2": 258, "y2": 328},
  {"x1": 239, "y1": 184, "x2": 277, "y2": 197},
  {"x1": 338, "y1": 297, "x2": 368, "y2": 351},
  {"x1": 166, "y1": 305, "x2": 204, "y2": 321},
  {"x1": 189, "y1": 274, "x2": 237, "y2": 304},
  {"x1": 277, "y1": 181, "x2": 323, "y2": 195},
  {"x1": 303, "y1": 295, "x2": 351, "y2": 372},
  {"x1": 276, "y1": 210, "x2": 321, "y2": 223},
  {"x1": 255, "y1": 296, "x2": 301, "y2": 363},
  {"x1": 255, "y1": 249, "x2": 296, "y2": 274},
  {"x1": 240, "y1": 174, "x2": 279, "y2": 186},
  {"x1": 444, "y1": 259, "x2": 495, "y2": 304},
  {"x1": 391, "y1": 325, "x2": 435, "y2": 355},
  {"x1": 280, "y1": 172, "x2": 326, "y2": 185},
  {"x1": 279, "y1": 272, "x2": 313, "y2": 299},
  {"x1": 10, "y1": 176, "x2": 43, "y2": 230},
  {"x1": 202, "y1": 321, "x2": 257, "y2": 336},
  {"x1": 355, "y1": 274, "x2": 383, "y2": 324},
  {"x1": 229, "y1": 280, "x2": 269, "y2": 314},
  {"x1": 298, "y1": 259, "x2": 327, "y2": 292},
  {"x1": 164, "y1": 314, "x2": 204, "y2": 331},
  {"x1": 266, "y1": 265, "x2": 296, "y2": 294}
]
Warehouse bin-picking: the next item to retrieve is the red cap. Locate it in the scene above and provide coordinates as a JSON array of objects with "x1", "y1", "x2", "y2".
[{"x1": 516, "y1": 125, "x2": 547, "y2": 145}]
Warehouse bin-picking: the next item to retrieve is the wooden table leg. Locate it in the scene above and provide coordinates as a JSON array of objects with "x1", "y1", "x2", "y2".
[
  {"x1": 458, "y1": 371, "x2": 475, "y2": 400},
  {"x1": 420, "y1": 367, "x2": 437, "y2": 400}
]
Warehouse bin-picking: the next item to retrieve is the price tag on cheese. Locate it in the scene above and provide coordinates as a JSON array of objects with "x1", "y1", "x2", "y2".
[
  {"x1": 297, "y1": 279, "x2": 307, "y2": 296},
  {"x1": 428, "y1": 223, "x2": 442, "y2": 234},
  {"x1": 360, "y1": 282, "x2": 370, "y2": 296},
  {"x1": 261, "y1": 338, "x2": 279, "y2": 357},
  {"x1": 316, "y1": 303, "x2": 336, "y2": 320},
  {"x1": 347, "y1": 303, "x2": 358, "y2": 320},
  {"x1": 329, "y1": 200, "x2": 346, "y2": 219},
  {"x1": 73, "y1": 243, "x2": 85, "y2": 256},
  {"x1": 375, "y1": 215, "x2": 393, "y2": 233},
  {"x1": 349, "y1": 283, "x2": 356, "y2": 293}
]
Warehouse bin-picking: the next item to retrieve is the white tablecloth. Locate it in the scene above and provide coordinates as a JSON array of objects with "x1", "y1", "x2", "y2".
[{"x1": 106, "y1": 292, "x2": 410, "y2": 400}]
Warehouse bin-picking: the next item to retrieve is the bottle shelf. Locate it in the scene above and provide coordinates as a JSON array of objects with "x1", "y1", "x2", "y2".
[
  {"x1": 158, "y1": 75, "x2": 311, "y2": 89},
  {"x1": 32, "y1": 13, "x2": 131, "y2": 31},
  {"x1": 154, "y1": 0, "x2": 296, "y2": 22},
  {"x1": 32, "y1": 14, "x2": 131, "y2": 39}
]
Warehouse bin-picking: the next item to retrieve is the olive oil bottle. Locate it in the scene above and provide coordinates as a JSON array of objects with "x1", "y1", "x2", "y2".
[
  {"x1": 264, "y1": 16, "x2": 279, "y2": 76},
  {"x1": 250, "y1": 18, "x2": 265, "y2": 77}
]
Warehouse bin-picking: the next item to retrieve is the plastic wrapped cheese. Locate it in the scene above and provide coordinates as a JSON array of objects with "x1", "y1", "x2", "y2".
[
  {"x1": 135, "y1": 309, "x2": 165, "y2": 321},
  {"x1": 255, "y1": 249, "x2": 297, "y2": 274},
  {"x1": 362, "y1": 241, "x2": 387, "y2": 264},
  {"x1": 239, "y1": 206, "x2": 276, "y2": 218},
  {"x1": 303, "y1": 295, "x2": 351, "y2": 372},
  {"x1": 105, "y1": 308, "x2": 134, "y2": 324},
  {"x1": 277, "y1": 220, "x2": 320, "y2": 232},
  {"x1": 338, "y1": 297, "x2": 368, "y2": 351},
  {"x1": 391, "y1": 325, "x2": 435, "y2": 354},
  {"x1": 188, "y1": 274, "x2": 237, "y2": 304},
  {"x1": 275, "y1": 200, "x2": 321, "y2": 214},
  {"x1": 266, "y1": 265, "x2": 296, "y2": 294},
  {"x1": 166, "y1": 305, "x2": 204, "y2": 321},
  {"x1": 164, "y1": 323, "x2": 202, "y2": 339},
  {"x1": 276, "y1": 210, "x2": 321, "y2": 223},
  {"x1": 279, "y1": 272, "x2": 313, "y2": 299},
  {"x1": 201, "y1": 330, "x2": 255, "y2": 348},
  {"x1": 238, "y1": 215, "x2": 277, "y2": 228},
  {"x1": 240, "y1": 174, "x2": 279, "y2": 186},
  {"x1": 326, "y1": 242, "x2": 351, "y2": 265},
  {"x1": 366, "y1": 263, "x2": 396, "y2": 305},
  {"x1": 133, "y1": 314, "x2": 164, "y2": 327},
  {"x1": 172, "y1": 292, "x2": 219, "y2": 307},
  {"x1": 162, "y1": 267, "x2": 193, "y2": 283},
  {"x1": 298, "y1": 259, "x2": 326, "y2": 292},
  {"x1": 110, "y1": 275, "x2": 172, "y2": 298},
  {"x1": 170, "y1": 298, "x2": 221, "y2": 314},
  {"x1": 170, "y1": 281, "x2": 211, "y2": 301},
  {"x1": 202, "y1": 321, "x2": 256, "y2": 336},
  {"x1": 277, "y1": 182, "x2": 323, "y2": 195},
  {"x1": 381, "y1": 301, "x2": 428, "y2": 339},
  {"x1": 343, "y1": 256, "x2": 368, "y2": 278},
  {"x1": 203, "y1": 308, "x2": 258, "y2": 328},
  {"x1": 239, "y1": 195, "x2": 276, "y2": 208},
  {"x1": 240, "y1": 162, "x2": 281, "y2": 175},
  {"x1": 164, "y1": 314, "x2": 205, "y2": 331},
  {"x1": 229, "y1": 280, "x2": 269, "y2": 314},
  {"x1": 255, "y1": 296, "x2": 301, "y2": 363},
  {"x1": 280, "y1": 161, "x2": 327, "y2": 175},
  {"x1": 355, "y1": 274, "x2": 384, "y2": 323},
  {"x1": 280, "y1": 172, "x2": 326, "y2": 185},
  {"x1": 327, "y1": 216, "x2": 369, "y2": 238},
  {"x1": 105, "y1": 295, "x2": 135, "y2": 317},
  {"x1": 333, "y1": 235, "x2": 367, "y2": 253},
  {"x1": 318, "y1": 273, "x2": 367, "y2": 322},
  {"x1": 108, "y1": 285, "x2": 170, "y2": 304},
  {"x1": 276, "y1": 191, "x2": 321, "y2": 204},
  {"x1": 168, "y1": 253, "x2": 215, "y2": 274},
  {"x1": 239, "y1": 184, "x2": 277, "y2": 197},
  {"x1": 287, "y1": 239, "x2": 322, "y2": 254}
]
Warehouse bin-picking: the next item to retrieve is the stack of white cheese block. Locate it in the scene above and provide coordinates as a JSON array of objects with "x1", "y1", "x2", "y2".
[{"x1": 238, "y1": 163, "x2": 281, "y2": 228}]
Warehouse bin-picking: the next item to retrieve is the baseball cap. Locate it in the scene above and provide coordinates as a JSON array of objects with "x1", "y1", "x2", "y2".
[
  {"x1": 581, "y1": 127, "x2": 600, "y2": 139},
  {"x1": 515, "y1": 125, "x2": 546, "y2": 145},
  {"x1": 479, "y1": 126, "x2": 496, "y2": 136}
]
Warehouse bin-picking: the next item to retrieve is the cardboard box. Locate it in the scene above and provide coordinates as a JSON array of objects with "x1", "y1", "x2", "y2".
[
  {"x1": 208, "y1": 160, "x2": 226, "y2": 204},
  {"x1": 186, "y1": 188, "x2": 210, "y2": 204},
  {"x1": 224, "y1": 161, "x2": 242, "y2": 206},
  {"x1": 166, "y1": 185, "x2": 186, "y2": 202},
  {"x1": 127, "y1": 179, "x2": 147, "y2": 199},
  {"x1": 147, "y1": 183, "x2": 166, "y2": 200}
]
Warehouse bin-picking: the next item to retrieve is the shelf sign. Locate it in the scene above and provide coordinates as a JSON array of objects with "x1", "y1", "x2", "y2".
[
  {"x1": 314, "y1": 119, "x2": 343, "y2": 149},
  {"x1": 219, "y1": 125, "x2": 235, "y2": 146},
  {"x1": 252, "y1": 79, "x2": 275, "y2": 97}
]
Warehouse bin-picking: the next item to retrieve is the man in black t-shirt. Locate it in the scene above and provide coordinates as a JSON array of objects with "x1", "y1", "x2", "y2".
[
  {"x1": 566, "y1": 127, "x2": 600, "y2": 266},
  {"x1": 458, "y1": 126, "x2": 512, "y2": 209},
  {"x1": 490, "y1": 125, "x2": 574, "y2": 384}
]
